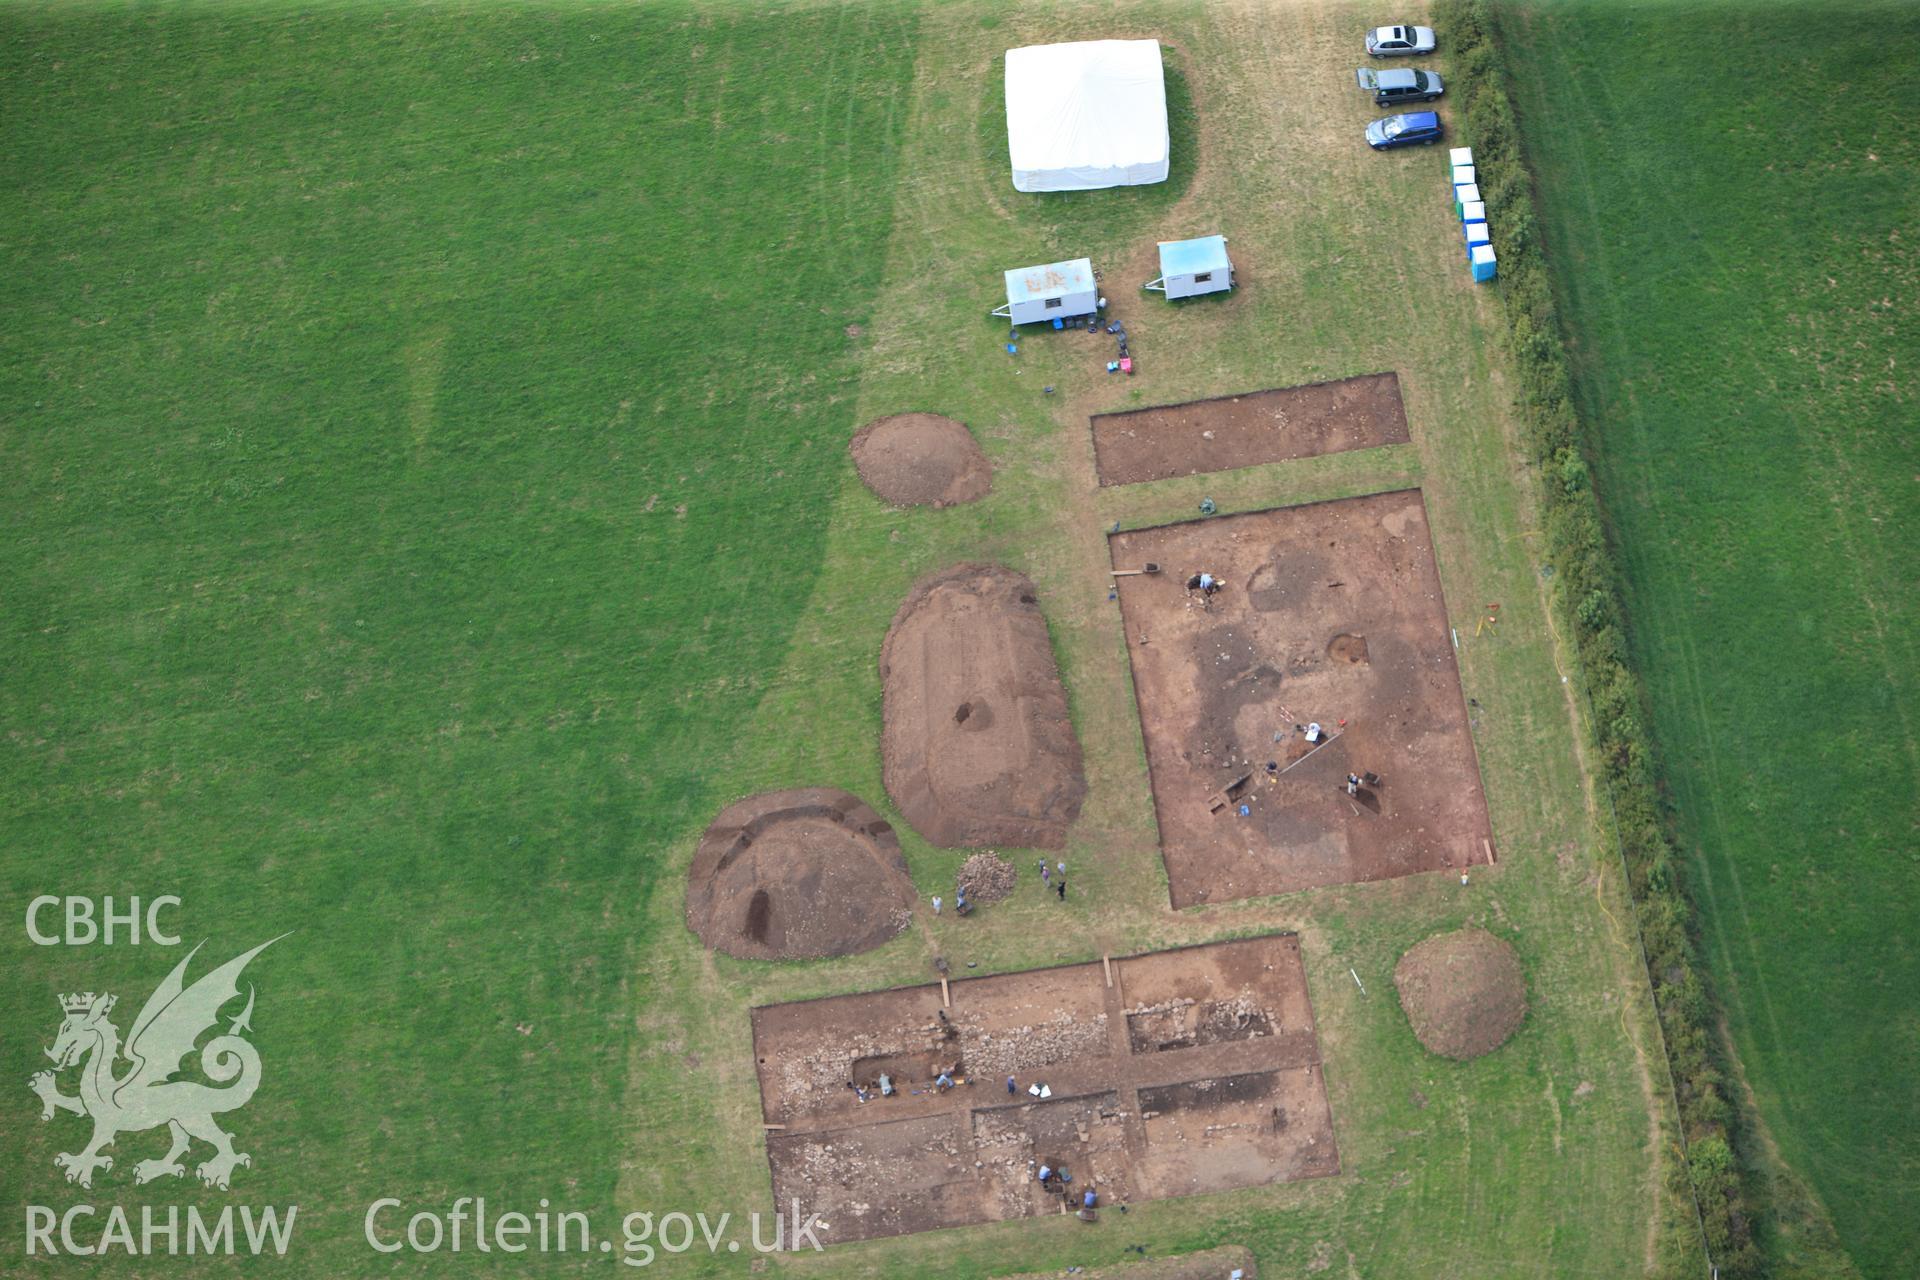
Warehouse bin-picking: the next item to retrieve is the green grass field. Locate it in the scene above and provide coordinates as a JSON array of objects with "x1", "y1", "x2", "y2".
[
  {"x1": 5, "y1": 2, "x2": 1686, "y2": 1275},
  {"x1": 1498, "y1": 2, "x2": 1919, "y2": 1276}
]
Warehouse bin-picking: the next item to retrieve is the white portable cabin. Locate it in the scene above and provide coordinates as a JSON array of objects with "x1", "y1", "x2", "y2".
[
  {"x1": 1005, "y1": 40, "x2": 1170, "y2": 192},
  {"x1": 993, "y1": 258, "x2": 1099, "y2": 324},
  {"x1": 1144, "y1": 235, "x2": 1232, "y2": 300}
]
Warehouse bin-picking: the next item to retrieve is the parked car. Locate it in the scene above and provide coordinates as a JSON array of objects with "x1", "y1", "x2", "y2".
[
  {"x1": 1355, "y1": 67, "x2": 1444, "y2": 106},
  {"x1": 1366, "y1": 111, "x2": 1444, "y2": 150},
  {"x1": 1365, "y1": 24, "x2": 1437, "y2": 56}
]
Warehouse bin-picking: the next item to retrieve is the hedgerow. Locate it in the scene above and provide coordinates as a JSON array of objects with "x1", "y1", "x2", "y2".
[{"x1": 1431, "y1": 1, "x2": 1763, "y2": 1273}]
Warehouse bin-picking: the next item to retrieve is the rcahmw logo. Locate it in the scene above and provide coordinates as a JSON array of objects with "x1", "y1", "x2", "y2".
[{"x1": 24, "y1": 932, "x2": 299, "y2": 1257}]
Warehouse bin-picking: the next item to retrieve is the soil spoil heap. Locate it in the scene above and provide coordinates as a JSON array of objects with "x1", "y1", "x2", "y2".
[
  {"x1": 849, "y1": 413, "x2": 992, "y2": 508},
  {"x1": 881, "y1": 564, "x2": 1086, "y2": 848},
  {"x1": 1393, "y1": 928, "x2": 1527, "y2": 1059},
  {"x1": 685, "y1": 788, "x2": 914, "y2": 961},
  {"x1": 955, "y1": 852, "x2": 1018, "y2": 904}
]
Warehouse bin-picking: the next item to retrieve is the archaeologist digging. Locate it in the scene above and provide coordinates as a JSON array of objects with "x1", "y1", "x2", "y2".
[{"x1": 1186, "y1": 572, "x2": 1225, "y2": 610}]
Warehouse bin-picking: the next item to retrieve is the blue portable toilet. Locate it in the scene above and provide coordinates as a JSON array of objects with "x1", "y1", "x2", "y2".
[
  {"x1": 1143, "y1": 235, "x2": 1233, "y2": 299},
  {"x1": 1464, "y1": 220, "x2": 1491, "y2": 251},
  {"x1": 1450, "y1": 164, "x2": 1475, "y2": 187},
  {"x1": 1470, "y1": 243, "x2": 1497, "y2": 282},
  {"x1": 1460, "y1": 199, "x2": 1487, "y2": 225}
]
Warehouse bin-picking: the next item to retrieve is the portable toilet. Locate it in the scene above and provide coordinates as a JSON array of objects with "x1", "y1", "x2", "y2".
[
  {"x1": 1460, "y1": 199, "x2": 1487, "y2": 224},
  {"x1": 993, "y1": 258, "x2": 1099, "y2": 324},
  {"x1": 1449, "y1": 146, "x2": 1474, "y2": 167},
  {"x1": 1144, "y1": 234, "x2": 1233, "y2": 300},
  {"x1": 1454, "y1": 182, "x2": 1481, "y2": 217},
  {"x1": 1470, "y1": 243, "x2": 1497, "y2": 282},
  {"x1": 1450, "y1": 164, "x2": 1475, "y2": 187},
  {"x1": 1464, "y1": 220, "x2": 1491, "y2": 251}
]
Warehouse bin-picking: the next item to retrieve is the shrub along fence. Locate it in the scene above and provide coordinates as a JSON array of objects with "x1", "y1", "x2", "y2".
[{"x1": 1432, "y1": 0, "x2": 1762, "y2": 1274}]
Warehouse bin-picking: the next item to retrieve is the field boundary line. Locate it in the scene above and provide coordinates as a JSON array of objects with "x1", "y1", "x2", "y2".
[{"x1": 1441, "y1": 1, "x2": 1804, "y2": 1273}]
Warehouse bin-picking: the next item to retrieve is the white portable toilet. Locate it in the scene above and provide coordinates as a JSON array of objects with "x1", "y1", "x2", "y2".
[
  {"x1": 1144, "y1": 235, "x2": 1233, "y2": 300},
  {"x1": 993, "y1": 258, "x2": 1099, "y2": 324}
]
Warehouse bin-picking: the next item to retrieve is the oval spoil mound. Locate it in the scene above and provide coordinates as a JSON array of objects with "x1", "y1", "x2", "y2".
[
  {"x1": 849, "y1": 413, "x2": 992, "y2": 508},
  {"x1": 1394, "y1": 928, "x2": 1528, "y2": 1060},
  {"x1": 880, "y1": 564, "x2": 1087, "y2": 848},
  {"x1": 685, "y1": 788, "x2": 914, "y2": 961}
]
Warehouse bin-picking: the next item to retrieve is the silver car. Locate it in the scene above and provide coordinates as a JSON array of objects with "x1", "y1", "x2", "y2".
[
  {"x1": 1355, "y1": 66, "x2": 1444, "y2": 105},
  {"x1": 1365, "y1": 24, "x2": 1437, "y2": 57}
]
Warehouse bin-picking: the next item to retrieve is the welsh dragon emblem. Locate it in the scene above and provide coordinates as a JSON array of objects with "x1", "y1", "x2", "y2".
[{"x1": 29, "y1": 936, "x2": 284, "y2": 1190}]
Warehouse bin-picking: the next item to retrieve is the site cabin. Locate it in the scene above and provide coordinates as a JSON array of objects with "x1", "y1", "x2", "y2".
[
  {"x1": 1144, "y1": 235, "x2": 1233, "y2": 300},
  {"x1": 994, "y1": 258, "x2": 1099, "y2": 325}
]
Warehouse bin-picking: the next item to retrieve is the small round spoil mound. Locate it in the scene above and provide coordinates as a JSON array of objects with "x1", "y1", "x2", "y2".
[
  {"x1": 1394, "y1": 928, "x2": 1527, "y2": 1060},
  {"x1": 849, "y1": 413, "x2": 992, "y2": 508},
  {"x1": 685, "y1": 789, "x2": 915, "y2": 961},
  {"x1": 955, "y1": 853, "x2": 1017, "y2": 905}
]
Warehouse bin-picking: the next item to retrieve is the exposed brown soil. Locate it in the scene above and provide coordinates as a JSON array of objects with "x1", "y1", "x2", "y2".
[
  {"x1": 684, "y1": 789, "x2": 915, "y2": 961},
  {"x1": 850, "y1": 413, "x2": 992, "y2": 507},
  {"x1": 1327, "y1": 633, "x2": 1369, "y2": 664},
  {"x1": 1090, "y1": 373, "x2": 1411, "y2": 486},
  {"x1": 881, "y1": 564, "x2": 1087, "y2": 849},
  {"x1": 956, "y1": 852, "x2": 1018, "y2": 905},
  {"x1": 1394, "y1": 928, "x2": 1528, "y2": 1060},
  {"x1": 751, "y1": 935, "x2": 1337, "y2": 1244},
  {"x1": 1108, "y1": 490, "x2": 1494, "y2": 907}
]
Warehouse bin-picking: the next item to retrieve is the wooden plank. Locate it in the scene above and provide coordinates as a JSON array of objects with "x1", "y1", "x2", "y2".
[
  {"x1": 940, "y1": 975, "x2": 950, "y2": 1008},
  {"x1": 1483, "y1": 837, "x2": 1496, "y2": 864},
  {"x1": 1102, "y1": 954, "x2": 1113, "y2": 988}
]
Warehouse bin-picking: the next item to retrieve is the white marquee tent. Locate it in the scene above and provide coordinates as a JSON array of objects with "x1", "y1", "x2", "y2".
[{"x1": 1004, "y1": 39, "x2": 1170, "y2": 193}]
